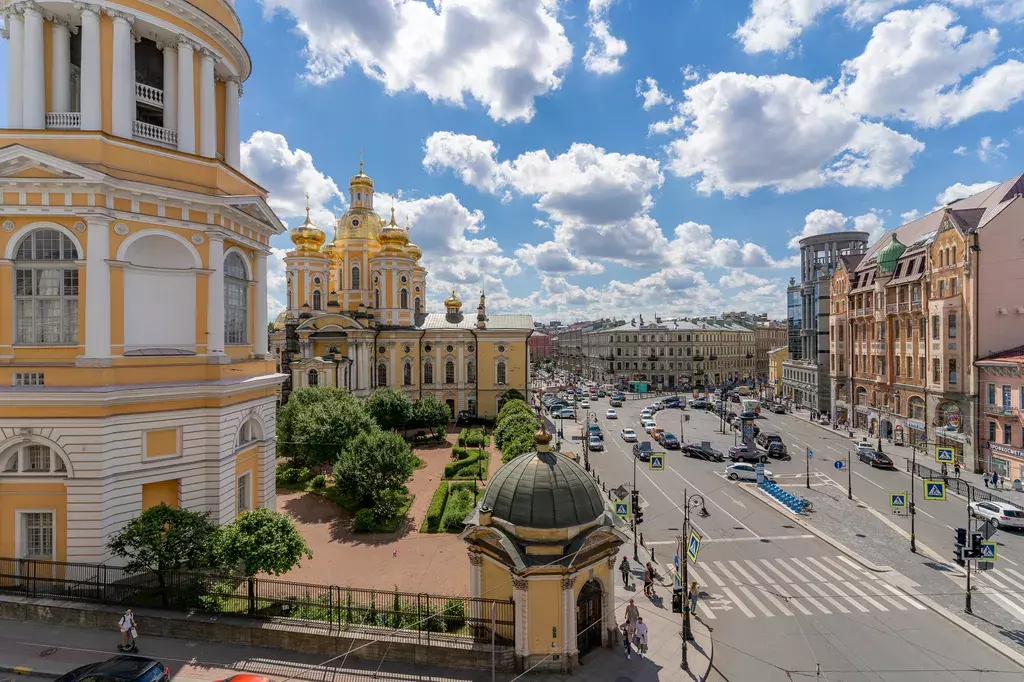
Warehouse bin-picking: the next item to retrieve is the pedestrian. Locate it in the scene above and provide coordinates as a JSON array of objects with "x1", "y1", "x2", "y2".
[
  {"x1": 634, "y1": 616, "x2": 648, "y2": 658},
  {"x1": 993, "y1": 471, "x2": 1000, "y2": 489},
  {"x1": 688, "y1": 580, "x2": 699, "y2": 615},
  {"x1": 620, "y1": 619, "x2": 633, "y2": 659},
  {"x1": 620, "y1": 556, "x2": 631, "y2": 587},
  {"x1": 954, "y1": 461, "x2": 961, "y2": 480},
  {"x1": 643, "y1": 564, "x2": 653, "y2": 598},
  {"x1": 941, "y1": 462, "x2": 948, "y2": 485},
  {"x1": 117, "y1": 608, "x2": 137, "y2": 652},
  {"x1": 984, "y1": 472, "x2": 990, "y2": 488}
]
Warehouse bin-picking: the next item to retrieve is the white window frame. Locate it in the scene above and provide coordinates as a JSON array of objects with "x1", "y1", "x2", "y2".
[
  {"x1": 224, "y1": 252, "x2": 249, "y2": 345},
  {"x1": 445, "y1": 359, "x2": 456, "y2": 384},
  {"x1": 1, "y1": 443, "x2": 67, "y2": 475},
  {"x1": 423, "y1": 359, "x2": 434, "y2": 385},
  {"x1": 13, "y1": 229, "x2": 80, "y2": 346},
  {"x1": 307, "y1": 369, "x2": 319, "y2": 386},
  {"x1": 237, "y1": 419, "x2": 260, "y2": 448},
  {"x1": 495, "y1": 359, "x2": 507, "y2": 386},
  {"x1": 15, "y1": 509, "x2": 56, "y2": 560},
  {"x1": 236, "y1": 472, "x2": 252, "y2": 516}
]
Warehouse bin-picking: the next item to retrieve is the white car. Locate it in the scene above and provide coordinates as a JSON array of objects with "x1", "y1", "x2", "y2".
[
  {"x1": 969, "y1": 500, "x2": 1024, "y2": 530},
  {"x1": 606, "y1": 409, "x2": 617, "y2": 419},
  {"x1": 641, "y1": 419, "x2": 657, "y2": 433},
  {"x1": 621, "y1": 428, "x2": 638, "y2": 442},
  {"x1": 726, "y1": 463, "x2": 774, "y2": 481},
  {"x1": 580, "y1": 399, "x2": 591, "y2": 408},
  {"x1": 854, "y1": 441, "x2": 874, "y2": 452},
  {"x1": 640, "y1": 408, "x2": 653, "y2": 419}
]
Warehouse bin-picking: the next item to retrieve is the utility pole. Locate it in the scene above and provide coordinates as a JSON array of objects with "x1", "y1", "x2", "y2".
[
  {"x1": 679, "y1": 490, "x2": 707, "y2": 671},
  {"x1": 632, "y1": 450, "x2": 639, "y2": 562},
  {"x1": 847, "y1": 449, "x2": 852, "y2": 500},
  {"x1": 806, "y1": 446, "x2": 811, "y2": 490},
  {"x1": 965, "y1": 499, "x2": 973, "y2": 614},
  {"x1": 910, "y1": 441, "x2": 917, "y2": 553}
]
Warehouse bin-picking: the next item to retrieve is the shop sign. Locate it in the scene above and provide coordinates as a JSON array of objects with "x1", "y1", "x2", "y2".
[
  {"x1": 908, "y1": 419, "x2": 926, "y2": 431},
  {"x1": 935, "y1": 427, "x2": 967, "y2": 443},
  {"x1": 945, "y1": 405, "x2": 963, "y2": 431},
  {"x1": 988, "y1": 442, "x2": 1024, "y2": 458}
]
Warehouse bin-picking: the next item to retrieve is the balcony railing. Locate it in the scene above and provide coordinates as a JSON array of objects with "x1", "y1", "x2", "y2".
[
  {"x1": 910, "y1": 299, "x2": 923, "y2": 312},
  {"x1": 135, "y1": 82, "x2": 164, "y2": 108},
  {"x1": 45, "y1": 112, "x2": 81, "y2": 129},
  {"x1": 133, "y1": 120, "x2": 177, "y2": 147},
  {"x1": 898, "y1": 301, "x2": 910, "y2": 313},
  {"x1": 984, "y1": 404, "x2": 1020, "y2": 419},
  {"x1": 886, "y1": 303, "x2": 898, "y2": 314}
]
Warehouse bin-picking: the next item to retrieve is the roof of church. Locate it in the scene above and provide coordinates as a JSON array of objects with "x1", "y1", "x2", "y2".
[{"x1": 414, "y1": 313, "x2": 534, "y2": 330}]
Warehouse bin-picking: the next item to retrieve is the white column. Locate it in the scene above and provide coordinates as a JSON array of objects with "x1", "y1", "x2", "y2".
[
  {"x1": 51, "y1": 20, "x2": 72, "y2": 113},
  {"x1": 5, "y1": 11, "x2": 24, "y2": 128},
  {"x1": 21, "y1": 3, "x2": 45, "y2": 129},
  {"x1": 207, "y1": 234, "x2": 226, "y2": 359},
  {"x1": 83, "y1": 217, "x2": 111, "y2": 360},
  {"x1": 198, "y1": 48, "x2": 216, "y2": 158},
  {"x1": 160, "y1": 43, "x2": 177, "y2": 131},
  {"x1": 224, "y1": 77, "x2": 241, "y2": 168},
  {"x1": 254, "y1": 253, "x2": 268, "y2": 357},
  {"x1": 176, "y1": 40, "x2": 196, "y2": 154},
  {"x1": 77, "y1": 4, "x2": 101, "y2": 130},
  {"x1": 108, "y1": 10, "x2": 134, "y2": 138}
]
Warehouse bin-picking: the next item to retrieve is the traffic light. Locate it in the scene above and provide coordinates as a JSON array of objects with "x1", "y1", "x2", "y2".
[
  {"x1": 632, "y1": 490, "x2": 644, "y2": 525},
  {"x1": 954, "y1": 527, "x2": 966, "y2": 565},
  {"x1": 672, "y1": 589, "x2": 683, "y2": 613},
  {"x1": 967, "y1": 532, "x2": 984, "y2": 559}
]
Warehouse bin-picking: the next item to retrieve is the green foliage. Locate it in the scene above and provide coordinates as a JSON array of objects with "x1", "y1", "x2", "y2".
[
  {"x1": 444, "y1": 449, "x2": 488, "y2": 479},
  {"x1": 372, "y1": 488, "x2": 406, "y2": 522},
  {"x1": 106, "y1": 504, "x2": 219, "y2": 586},
  {"x1": 333, "y1": 429, "x2": 416, "y2": 508},
  {"x1": 457, "y1": 428, "x2": 487, "y2": 447},
  {"x1": 365, "y1": 387, "x2": 413, "y2": 432},
  {"x1": 276, "y1": 387, "x2": 377, "y2": 466},
  {"x1": 310, "y1": 474, "x2": 327, "y2": 490},
  {"x1": 443, "y1": 598, "x2": 467, "y2": 631},
  {"x1": 353, "y1": 508, "x2": 377, "y2": 533},
  {"x1": 440, "y1": 483, "x2": 479, "y2": 532},
  {"x1": 496, "y1": 398, "x2": 533, "y2": 426},
  {"x1": 411, "y1": 394, "x2": 451, "y2": 438},
  {"x1": 500, "y1": 430, "x2": 537, "y2": 463},
  {"x1": 421, "y1": 481, "x2": 449, "y2": 532},
  {"x1": 275, "y1": 461, "x2": 311, "y2": 487},
  {"x1": 216, "y1": 507, "x2": 312, "y2": 577},
  {"x1": 494, "y1": 411, "x2": 538, "y2": 451},
  {"x1": 500, "y1": 388, "x2": 526, "y2": 406}
]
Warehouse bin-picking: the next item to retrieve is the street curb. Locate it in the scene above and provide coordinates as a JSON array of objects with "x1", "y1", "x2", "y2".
[{"x1": 0, "y1": 664, "x2": 59, "y2": 679}]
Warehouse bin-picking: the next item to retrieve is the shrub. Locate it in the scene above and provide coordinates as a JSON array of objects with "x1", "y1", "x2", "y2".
[
  {"x1": 451, "y1": 445, "x2": 470, "y2": 461},
  {"x1": 443, "y1": 598, "x2": 467, "y2": 632},
  {"x1": 373, "y1": 488, "x2": 406, "y2": 522},
  {"x1": 444, "y1": 450, "x2": 482, "y2": 478},
  {"x1": 440, "y1": 485, "x2": 478, "y2": 532},
  {"x1": 310, "y1": 474, "x2": 327, "y2": 490},
  {"x1": 458, "y1": 428, "x2": 487, "y2": 447},
  {"x1": 353, "y1": 508, "x2": 377, "y2": 533},
  {"x1": 422, "y1": 481, "x2": 450, "y2": 532}
]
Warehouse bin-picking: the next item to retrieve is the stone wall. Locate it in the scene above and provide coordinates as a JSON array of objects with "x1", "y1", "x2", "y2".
[{"x1": 0, "y1": 595, "x2": 516, "y2": 673}]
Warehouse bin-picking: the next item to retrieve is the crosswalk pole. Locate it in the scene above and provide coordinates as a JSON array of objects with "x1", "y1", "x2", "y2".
[
  {"x1": 806, "y1": 447, "x2": 810, "y2": 490},
  {"x1": 681, "y1": 487, "x2": 690, "y2": 671}
]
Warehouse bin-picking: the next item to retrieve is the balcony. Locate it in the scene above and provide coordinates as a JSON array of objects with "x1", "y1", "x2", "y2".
[
  {"x1": 45, "y1": 112, "x2": 81, "y2": 129},
  {"x1": 898, "y1": 301, "x2": 910, "y2": 313},
  {"x1": 886, "y1": 303, "x2": 898, "y2": 314},
  {"x1": 910, "y1": 299, "x2": 923, "y2": 313},
  {"x1": 985, "y1": 404, "x2": 1020, "y2": 419},
  {"x1": 136, "y1": 82, "x2": 164, "y2": 109},
  {"x1": 872, "y1": 341, "x2": 886, "y2": 352},
  {"x1": 133, "y1": 120, "x2": 178, "y2": 148}
]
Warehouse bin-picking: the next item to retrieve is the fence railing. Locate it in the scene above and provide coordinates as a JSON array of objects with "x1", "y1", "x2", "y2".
[
  {"x1": 0, "y1": 557, "x2": 514, "y2": 646},
  {"x1": 905, "y1": 461, "x2": 1023, "y2": 510}
]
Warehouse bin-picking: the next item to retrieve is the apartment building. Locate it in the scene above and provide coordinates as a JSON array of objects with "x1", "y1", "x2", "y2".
[
  {"x1": 977, "y1": 347, "x2": 1024, "y2": 481},
  {"x1": 755, "y1": 322, "x2": 788, "y2": 380}
]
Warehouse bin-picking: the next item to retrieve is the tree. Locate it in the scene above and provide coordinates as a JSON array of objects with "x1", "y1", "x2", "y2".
[
  {"x1": 495, "y1": 411, "x2": 539, "y2": 450},
  {"x1": 497, "y1": 398, "x2": 533, "y2": 426},
  {"x1": 217, "y1": 508, "x2": 311, "y2": 577},
  {"x1": 500, "y1": 388, "x2": 525, "y2": 406},
  {"x1": 107, "y1": 504, "x2": 219, "y2": 604},
  {"x1": 366, "y1": 386, "x2": 413, "y2": 432},
  {"x1": 277, "y1": 387, "x2": 376, "y2": 465},
  {"x1": 412, "y1": 394, "x2": 451, "y2": 438},
  {"x1": 334, "y1": 429, "x2": 416, "y2": 507}
]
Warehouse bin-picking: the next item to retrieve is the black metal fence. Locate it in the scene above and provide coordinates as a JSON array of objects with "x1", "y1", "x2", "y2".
[
  {"x1": 0, "y1": 557, "x2": 514, "y2": 646},
  {"x1": 906, "y1": 461, "x2": 1023, "y2": 510}
]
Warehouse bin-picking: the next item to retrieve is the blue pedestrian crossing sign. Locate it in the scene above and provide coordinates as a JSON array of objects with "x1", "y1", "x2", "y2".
[
  {"x1": 980, "y1": 541, "x2": 997, "y2": 562},
  {"x1": 650, "y1": 454, "x2": 665, "y2": 471},
  {"x1": 614, "y1": 501, "x2": 630, "y2": 518},
  {"x1": 924, "y1": 480, "x2": 947, "y2": 501},
  {"x1": 935, "y1": 446, "x2": 955, "y2": 464},
  {"x1": 808, "y1": 449, "x2": 814, "y2": 459},
  {"x1": 890, "y1": 492, "x2": 907, "y2": 508},
  {"x1": 686, "y1": 530, "x2": 701, "y2": 563}
]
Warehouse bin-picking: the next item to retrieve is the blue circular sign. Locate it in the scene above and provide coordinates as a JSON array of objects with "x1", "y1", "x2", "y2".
[{"x1": 834, "y1": 460, "x2": 844, "y2": 470}]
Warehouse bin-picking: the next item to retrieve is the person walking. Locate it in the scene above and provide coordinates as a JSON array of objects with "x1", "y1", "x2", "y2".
[
  {"x1": 643, "y1": 564, "x2": 653, "y2": 598},
  {"x1": 619, "y1": 556, "x2": 631, "y2": 587},
  {"x1": 117, "y1": 608, "x2": 136, "y2": 651},
  {"x1": 634, "y1": 617, "x2": 648, "y2": 658},
  {"x1": 688, "y1": 580, "x2": 699, "y2": 617},
  {"x1": 625, "y1": 599, "x2": 640, "y2": 630},
  {"x1": 993, "y1": 471, "x2": 1000, "y2": 489},
  {"x1": 954, "y1": 461, "x2": 961, "y2": 480},
  {"x1": 620, "y1": 619, "x2": 633, "y2": 659},
  {"x1": 984, "y1": 472, "x2": 990, "y2": 488}
]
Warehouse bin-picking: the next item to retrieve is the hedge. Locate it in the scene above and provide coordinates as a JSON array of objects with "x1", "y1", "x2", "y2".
[
  {"x1": 444, "y1": 449, "x2": 486, "y2": 478},
  {"x1": 421, "y1": 481, "x2": 450, "y2": 532},
  {"x1": 457, "y1": 428, "x2": 487, "y2": 447},
  {"x1": 440, "y1": 483, "x2": 480, "y2": 533}
]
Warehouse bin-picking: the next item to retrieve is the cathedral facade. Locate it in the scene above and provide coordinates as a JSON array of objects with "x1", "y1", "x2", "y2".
[{"x1": 271, "y1": 165, "x2": 533, "y2": 419}]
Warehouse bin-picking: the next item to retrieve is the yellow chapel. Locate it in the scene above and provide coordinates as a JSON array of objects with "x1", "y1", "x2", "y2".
[
  {"x1": 270, "y1": 163, "x2": 534, "y2": 419},
  {"x1": 0, "y1": 0, "x2": 285, "y2": 563}
]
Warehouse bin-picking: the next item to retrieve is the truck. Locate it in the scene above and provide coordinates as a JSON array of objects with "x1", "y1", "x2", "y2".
[{"x1": 741, "y1": 398, "x2": 761, "y2": 415}]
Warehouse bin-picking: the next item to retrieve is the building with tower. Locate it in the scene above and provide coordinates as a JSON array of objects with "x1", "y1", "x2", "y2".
[
  {"x1": 270, "y1": 162, "x2": 533, "y2": 418},
  {"x1": 0, "y1": 0, "x2": 285, "y2": 563}
]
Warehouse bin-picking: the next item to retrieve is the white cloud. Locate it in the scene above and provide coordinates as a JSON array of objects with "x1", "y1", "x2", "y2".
[
  {"x1": 788, "y1": 208, "x2": 886, "y2": 249},
  {"x1": 900, "y1": 209, "x2": 921, "y2": 222},
  {"x1": 665, "y1": 222, "x2": 795, "y2": 269},
  {"x1": 838, "y1": 5, "x2": 1024, "y2": 127},
  {"x1": 423, "y1": 132, "x2": 505, "y2": 193},
  {"x1": 681, "y1": 65, "x2": 701, "y2": 82},
  {"x1": 718, "y1": 270, "x2": 771, "y2": 289},
  {"x1": 953, "y1": 145, "x2": 968, "y2": 155},
  {"x1": 734, "y1": 0, "x2": 906, "y2": 55},
  {"x1": 514, "y1": 241, "x2": 604, "y2": 275},
  {"x1": 583, "y1": 0, "x2": 627, "y2": 75},
  {"x1": 636, "y1": 77, "x2": 674, "y2": 110},
  {"x1": 664, "y1": 72, "x2": 923, "y2": 195},
  {"x1": 260, "y1": 0, "x2": 573, "y2": 123},
  {"x1": 648, "y1": 111, "x2": 688, "y2": 136},
  {"x1": 266, "y1": 245, "x2": 289, "y2": 318},
  {"x1": 852, "y1": 211, "x2": 887, "y2": 243},
  {"x1": 948, "y1": 0, "x2": 1024, "y2": 22},
  {"x1": 977, "y1": 136, "x2": 1010, "y2": 161},
  {"x1": 240, "y1": 130, "x2": 343, "y2": 228},
  {"x1": 936, "y1": 180, "x2": 999, "y2": 205}
]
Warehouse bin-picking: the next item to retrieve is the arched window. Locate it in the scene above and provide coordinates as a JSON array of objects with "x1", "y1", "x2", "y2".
[
  {"x1": 237, "y1": 418, "x2": 261, "y2": 447},
  {"x1": 467, "y1": 360, "x2": 476, "y2": 383},
  {"x1": 312, "y1": 289, "x2": 322, "y2": 310},
  {"x1": 287, "y1": 284, "x2": 293, "y2": 310},
  {"x1": 496, "y1": 361, "x2": 507, "y2": 385},
  {"x1": 351, "y1": 266, "x2": 361, "y2": 290},
  {"x1": 414, "y1": 297, "x2": 421, "y2": 313},
  {"x1": 445, "y1": 359, "x2": 455, "y2": 384},
  {"x1": 307, "y1": 369, "x2": 318, "y2": 386},
  {"x1": 14, "y1": 229, "x2": 79, "y2": 344},
  {"x1": 224, "y1": 252, "x2": 249, "y2": 344},
  {"x1": 908, "y1": 396, "x2": 926, "y2": 420},
  {"x1": 2, "y1": 443, "x2": 67, "y2": 474},
  {"x1": 376, "y1": 363, "x2": 387, "y2": 387},
  {"x1": 403, "y1": 362, "x2": 412, "y2": 386},
  {"x1": 423, "y1": 359, "x2": 434, "y2": 384},
  {"x1": 400, "y1": 289, "x2": 409, "y2": 309},
  {"x1": 374, "y1": 289, "x2": 381, "y2": 309}
]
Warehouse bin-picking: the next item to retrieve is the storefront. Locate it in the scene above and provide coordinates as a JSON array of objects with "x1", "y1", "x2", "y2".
[
  {"x1": 984, "y1": 442, "x2": 1024, "y2": 483},
  {"x1": 907, "y1": 419, "x2": 926, "y2": 448},
  {"x1": 934, "y1": 404, "x2": 966, "y2": 467},
  {"x1": 855, "y1": 405, "x2": 869, "y2": 430}
]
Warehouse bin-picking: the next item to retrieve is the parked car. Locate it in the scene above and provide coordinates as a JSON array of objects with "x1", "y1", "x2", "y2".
[
  {"x1": 588, "y1": 424, "x2": 604, "y2": 440},
  {"x1": 857, "y1": 450, "x2": 894, "y2": 468},
  {"x1": 621, "y1": 428, "x2": 638, "y2": 442},
  {"x1": 969, "y1": 500, "x2": 1024, "y2": 530},
  {"x1": 854, "y1": 441, "x2": 875, "y2": 452},
  {"x1": 633, "y1": 441, "x2": 661, "y2": 462},
  {"x1": 55, "y1": 657, "x2": 171, "y2": 682},
  {"x1": 692, "y1": 399, "x2": 708, "y2": 409},
  {"x1": 766, "y1": 442, "x2": 788, "y2": 458},
  {"x1": 726, "y1": 463, "x2": 773, "y2": 481},
  {"x1": 606, "y1": 409, "x2": 617, "y2": 419},
  {"x1": 682, "y1": 443, "x2": 724, "y2": 462},
  {"x1": 555, "y1": 409, "x2": 576, "y2": 419},
  {"x1": 588, "y1": 435, "x2": 604, "y2": 451},
  {"x1": 728, "y1": 446, "x2": 768, "y2": 464},
  {"x1": 770, "y1": 403, "x2": 786, "y2": 414},
  {"x1": 661, "y1": 433, "x2": 680, "y2": 449},
  {"x1": 641, "y1": 419, "x2": 657, "y2": 433},
  {"x1": 756, "y1": 432, "x2": 784, "y2": 449}
]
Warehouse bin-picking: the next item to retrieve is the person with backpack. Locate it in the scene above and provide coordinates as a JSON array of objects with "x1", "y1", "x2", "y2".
[{"x1": 117, "y1": 608, "x2": 137, "y2": 652}]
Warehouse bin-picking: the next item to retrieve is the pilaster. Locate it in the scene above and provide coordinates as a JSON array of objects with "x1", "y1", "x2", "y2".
[
  {"x1": 512, "y1": 575, "x2": 529, "y2": 659},
  {"x1": 80, "y1": 216, "x2": 112, "y2": 365}
]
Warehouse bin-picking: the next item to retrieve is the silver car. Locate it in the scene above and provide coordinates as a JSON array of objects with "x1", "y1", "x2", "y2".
[{"x1": 969, "y1": 500, "x2": 1024, "y2": 530}]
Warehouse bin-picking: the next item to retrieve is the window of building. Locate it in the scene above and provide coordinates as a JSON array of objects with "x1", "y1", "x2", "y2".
[
  {"x1": 931, "y1": 315, "x2": 940, "y2": 340},
  {"x1": 376, "y1": 363, "x2": 387, "y2": 386},
  {"x1": 423, "y1": 359, "x2": 434, "y2": 384},
  {"x1": 988, "y1": 383, "x2": 996, "y2": 404},
  {"x1": 496, "y1": 361, "x2": 507, "y2": 385},
  {"x1": 894, "y1": 356, "x2": 901, "y2": 377},
  {"x1": 919, "y1": 318, "x2": 926, "y2": 340},
  {"x1": 893, "y1": 320, "x2": 900, "y2": 339},
  {"x1": 879, "y1": 356, "x2": 886, "y2": 376},
  {"x1": 906, "y1": 358, "x2": 912, "y2": 379},
  {"x1": 224, "y1": 252, "x2": 249, "y2": 344},
  {"x1": 20, "y1": 512, "x2": 54, "y2": 559},
  {"x1": 919, "y1": 357, "x2": 925, "y2": 379},
  {"x1": 237, "y1": 420, "x2": 259, "y2": 447},
  {"x1": 616, "y1": 362, "x2": 621, "y2": 370},
  {"x1": 989, "y1": 421, "x2": 997, "y2": 441},
  {"x1": 932, "y1": 358, "x2": 940, "y2": 383},
  {"x1": 948, "y1": 314, "x2": 957, "y2": 339},
  {"x1": 236, "y1": 472, "x2": 252, "y2": 515},
  {"x1": 374, "y1": 289, "x2": 381, "y2": 309},
  {"x1": 2, "y1": 444, "x2": 67, "y2": 474},
  {"x1": 445, "y1": 360, "x2": 455, "y2": 384},
  {"x1": 1004, "y1": 423, "x2": 1012, "y2": 444},
  {"x1": 467, "y1": 361, "x2": 476, "y2": 383},
  {"x1": 938, "y1": 280, "x2": 946, "y2": 298},
  {"x1": 400, "y1": 289, "x2": 409, "y2": 309},
  {"x1": 414, "y1": 297, "x2": 422, "y2": 313},
  {"x1": 311, "y1": 289, "x2": 322, "y2": 311},
  {"x1": 14, "y1": 229, "x2": 80, "y2": 345},
  {"x1": 951, "y1": 278, "x2": 958, "y2": 296},
  {"x1": 949, "y1": 359, "x2": 957, "y2": 383},
  {"x1": 307, "y1": 370, "x2": 318, "y2": 386},
  {"x1": 838, "y1": 355, "x2": 845, "y2": 372},
  {"x1": 403, "y1": 361, "x2": 412, "y2": 386}
]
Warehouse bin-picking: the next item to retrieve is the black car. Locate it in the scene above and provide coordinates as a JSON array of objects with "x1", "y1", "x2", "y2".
[
  {"x1": 633, "y1": 441, "x2": 658, "y2": 461},
  {"x1": 766, "y1": 442, "x2": 788, "y2": 458},
  {"x1": 857, "y1": 450, "x2": 894, "y2": 468},
  {"x1": 729, "y1": 446, "x2": 768, "y2": 464},
  {"x1": 682, "y1": 443, "x2": 725, "y2": 462},
  {"x1": 56, "y1": 657, "x2": 170, "y2": 682},
  {"x1": 770, "y1": 403, "x2": 786, "y2": 414}
]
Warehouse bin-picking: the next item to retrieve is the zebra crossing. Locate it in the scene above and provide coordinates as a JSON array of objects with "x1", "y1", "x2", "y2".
[
  {"x1": 964, "y1": 566, "x2": 1024, "y2": 623},
  {"x1": 666, "y1": 555, "x2": 926, "y2": 620}
]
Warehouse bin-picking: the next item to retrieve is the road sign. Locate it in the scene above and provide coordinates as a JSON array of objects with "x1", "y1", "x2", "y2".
[
  {"x1": 614, "y1": 501, "x2": 630, "y2": 518},
  {"x1": 684, "y1": 414, "x2": 690, "y2": 422},
  {"x1": 979, "y1": 519, "x2": 998, "y2": 541},
  {"x1": 924, "y1": 480, "x2": 947, "y2": 501},
  {"x1": 935, "y1": 446, "x2": 955, "y2": 464},
  {"x1": 890, "y1": 492, "x2": 907, "y2": 508},
  {"x1": 612, "y1": 485, "x2": 629, "y2": 500},
  {"x1": 686, "y1": 530, "x2": 701, "y2": 563},
  {"x1": 980, "y1": 541, "x2": 997, "y2": 562},
  {"x1": 808, "y1": 449, "x2": 814, "y2": 459},
  {"x1": 834, "y1": 460, "x2": 844, "y2": 470},
  {"x1": 650, "y1": 454, "x2": 665, "y2": 471}
]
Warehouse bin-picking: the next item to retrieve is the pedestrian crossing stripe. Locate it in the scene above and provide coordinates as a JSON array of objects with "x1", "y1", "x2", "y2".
[
  {"x1": 663, "y1": 555, "x2": 926, "y2": 620},
  {"x1": 935, "y1": 446, "x2": 955, "y2": 464},
  {"x1": 924, "y1": 479, "x2": 946, "y2": 501}
]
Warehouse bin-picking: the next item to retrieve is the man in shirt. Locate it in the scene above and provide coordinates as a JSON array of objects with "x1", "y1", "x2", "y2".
[{"x1": 634, "y1": 616, "x2": 648, "y2": 658}]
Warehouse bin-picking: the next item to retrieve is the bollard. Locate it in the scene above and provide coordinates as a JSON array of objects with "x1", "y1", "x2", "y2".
[
  {"x1": 640, "y1": 532, "x2": 645, "y2": 547},
  {"x1": 651, "y1": 546, "x2": 655, "y2": 563}
]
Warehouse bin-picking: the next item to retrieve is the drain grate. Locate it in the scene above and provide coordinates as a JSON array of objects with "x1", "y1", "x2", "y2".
[
  {"x1": 760, "y1": 538, "x2": 772, "y2": 543},
  {"x1": 40, "y1": 648, "x2": 58, "y2": 658}
]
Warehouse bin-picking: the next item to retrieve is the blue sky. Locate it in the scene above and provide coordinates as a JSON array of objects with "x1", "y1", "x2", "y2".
[{"x1": 7, "y1": 1, "x2": 1024, "y2": 321}]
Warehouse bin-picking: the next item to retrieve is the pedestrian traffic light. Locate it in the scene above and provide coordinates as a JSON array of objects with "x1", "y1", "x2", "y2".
[
  {"x1": 635, "y1": 505, "x2": 644, "y2": 525},
  {"x1": 672, "y1": 588, "x2": 683, "y2": 614},
  {"x1": 954, "y1": 527, "x2": 966, "y2": 565},
  {"x1": 968, "y1": 532, "x2": 984, "y2": 559},
  {"x1": 955, "y1": 527, "x2": 967, "y2": 545}
]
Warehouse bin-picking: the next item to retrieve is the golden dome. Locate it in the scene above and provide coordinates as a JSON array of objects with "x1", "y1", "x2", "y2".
[
  {"x1": 320, "y1": 231, "x2": 339, "y2": 259},
  {"x1": 350, "y1": 158, "x2": 374, "y2": 189},
  {"x1": 444, "y1": 289, "x2": 462, "y2": 313},
  {"x1": 379, "y1": 206, "x2": 411, "y2": 249},
  {"x1": 289, "y1": 204, "x2": 326, "y2": 251},
  {"x1": 272, "y1": 310, "x2": 288, "y2": 331},
  {"x1": 405, "y1": 240, "x2": 423, "y2": 261}
]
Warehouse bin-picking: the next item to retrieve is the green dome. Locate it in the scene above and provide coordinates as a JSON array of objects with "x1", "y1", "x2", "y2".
[
  {"x1": 877, "y1": 234, "x2": 906, "y2": 274},
  {"x1": 483, "y1": 451, "x2": 606, "y2": 529}
]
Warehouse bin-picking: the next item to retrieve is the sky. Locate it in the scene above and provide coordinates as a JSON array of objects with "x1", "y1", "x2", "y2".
[{"x1": 7, "y1": 1, "x2": 1024, "y2": 323}]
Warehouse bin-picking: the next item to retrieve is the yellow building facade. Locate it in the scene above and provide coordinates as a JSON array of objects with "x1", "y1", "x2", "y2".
[
  {"x1": 767, "y1": 345, "x2": 788, "y2": 400},
  {"x1": 0, "y1": 0, "x2": 285, "y2": 563},
  {"x1": 270, "y1": 165, "x2": 533, "y2": 418}
]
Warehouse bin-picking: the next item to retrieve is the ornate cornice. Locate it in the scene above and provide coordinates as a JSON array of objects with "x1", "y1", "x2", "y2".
[
  {"x1": 199, "y1": 46, "x2": 217, "y2": 61},
  {"x1": 104, "y1": 8, "x2": 136, "y2": 24},
  {"x1": 72, "y1": 3, "x2": 102, "y2": 17},
  {"x1": 467, "y1": 549, "x2": 484, "y2": 566},
  {"x1": 511, "y1": 576, "x2": 528, "y2": 591}
]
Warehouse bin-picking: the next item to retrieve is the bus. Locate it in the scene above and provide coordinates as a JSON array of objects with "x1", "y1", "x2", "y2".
[{"x1": 741, "y1": 398, "x2": 760, "y2": 415}]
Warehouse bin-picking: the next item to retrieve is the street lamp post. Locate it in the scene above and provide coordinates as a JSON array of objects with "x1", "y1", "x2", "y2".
[
  {"x1": 679, "y1": 489, "x2": 708, "y2": 671},
  {"x1": 632, "y1": 448, "x2": 639, "y2": 562}
]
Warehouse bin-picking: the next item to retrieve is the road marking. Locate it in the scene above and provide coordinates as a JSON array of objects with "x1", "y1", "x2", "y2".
[
  {"x1": 737, "y1": 585, "x2": 775, "y2": 617},
  {"x1": 723, "y1": 492, "x2": 747, "y2": 509},
  {"x1": 860, "y1": 581, "x2": 906, "y2": 610},
  {"x1": 700, "y1": 562, "x2": 726, "y2": 587},
  {"x1": 835, "y1": 556, "x2": 871, "y2": 575},
  {"x1": 720, "y1": 587, "x2": 756, "y2": 617},
  {"x1": 790, "y1": 558, "x2": 826, "y2": 582},
  {"x1": 664, "y1": 463, "x2": 758, "y2": 537},
  {"x1": 775, "y1": 558, "x2": 811, "y2": 583},
  {"x1": 1001, "y1": 555, "x2": 1021, "y2": 567},
  {"x1": 807, "y1": 583, "x2": 850, "y2": 613},
  {"x1": 917, "y1": 508, "x2": 936, "y2": 519},
  {"x1": 705, "y1": 534, "x2": 814, "y2": 543},
  {"x1": 827, "y1": 582, "x2": 870, "y2": 612},
  {"x1": 744, "y1": 559, "x2": 775, "y2": 585},
  {"x1": 786, "y1": 582, "x2": 830, "y2": 614},
  {"x1": 843, "y1": 582, "x2": 887, "y2": 611},
  {"x1": 875, "y1": 582, "x2": 926, "y2": 610},
  {"x1": 1004, "y1": 568, "x2": 1024, "y2": 582},
  {"x1": 819, "y1": 556, "x2": 863, "y2": 582},
  {"x1": 772, "y1": 583, "x2": 812, "y2": 615},
  {"x1": 729, "y1": 560, "x2": 758, "y2": 585},
  {"x1": 759, "y1": 559, "x2": 794, "y2": 583},
  {"x1": 757, "y1": 585, "x2": 794, "y2": 616},
  {"x1": 805, "y1": 557, "x2": 844, "y2": 582},
  {"x1": 852, "y1": 470, "x2": 885, "y2": 490},
  {"x1": 713, "y1": 560, "x2": 741, "y2": 583},
  {"x1": 980, "y1": 572, "x2": 1011, "y2": 590}
]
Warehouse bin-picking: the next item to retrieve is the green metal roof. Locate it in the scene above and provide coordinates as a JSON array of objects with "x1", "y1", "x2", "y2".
[{"x1": 876, "y1": 234, "x2": 906, "y2": 274}]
